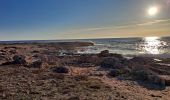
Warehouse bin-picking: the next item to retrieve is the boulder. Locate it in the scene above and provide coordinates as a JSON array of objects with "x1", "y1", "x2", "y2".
[
  {"x1": 53, "y1": 66, "x2": 69, "y2": 73},
  {"x1": 108, "y1": 69, "x2": 122, "y2": 77},
  {"x1": 108, "y1": 68, "x2": 131, "y2": 77},
  {"x1": 78, "y1": 55, "x2": 101, "y2": 65},
  {"x1": 130, "y1": 57, "x2": 154, "y2": 65},
  {"x1": 147, "y1": 75, "x2": 165, "y2": 87},
  {"x1": 100, "y1": 57, "x2": 121, "y2": 68},
  {"x1": 121, "y1": 67, "x2": 131, "y2": 74},
  {"x1": 159, "y1": 75, "x2": 170, "y2": 86},
  {"x1": 30, "y1": 60, "x2": 42, "y2": 68},
  {"x1": 98, "y1": 50, "x2": 109, "y2": 57},
  {"x1": 132, "y1": 69, "x2": 154, "y2": 81},
  {"x1": 12, "y1": 55, "x2": 27, "y2": 64}
]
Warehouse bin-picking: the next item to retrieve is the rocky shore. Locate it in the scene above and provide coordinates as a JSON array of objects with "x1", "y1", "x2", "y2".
[{"x1": 0, "y1": 42, "x2": 170, "y2": 100}]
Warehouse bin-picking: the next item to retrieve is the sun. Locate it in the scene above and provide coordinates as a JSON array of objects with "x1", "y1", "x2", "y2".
[{"x1": 147, "y1": 6, "x2": 159, "y2": 16}]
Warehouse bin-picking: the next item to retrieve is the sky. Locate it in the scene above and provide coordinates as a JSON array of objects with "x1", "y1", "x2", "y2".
[{"x1": 0, "y1": 0, "x2": 170, "y2": 40}]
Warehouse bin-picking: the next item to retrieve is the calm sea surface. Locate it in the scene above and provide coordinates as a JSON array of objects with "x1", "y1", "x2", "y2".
[
  {"x1": 1, "y1": 37, "x2": 170, "y2": 56},
  {"x1": 77, "y1": 37, "x2": 170, "y2": 56}
]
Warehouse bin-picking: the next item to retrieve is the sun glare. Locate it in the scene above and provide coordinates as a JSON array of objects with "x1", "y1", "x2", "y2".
[
  {"x1": 139, "y1": 37, "x2": 167, "y2": 54},
  {"x1": 148, "y1": 6, "x2": 159, "y2": 16}
]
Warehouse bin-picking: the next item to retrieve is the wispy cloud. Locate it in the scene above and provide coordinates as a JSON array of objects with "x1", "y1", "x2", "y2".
[
  {"x1": 81, "y1": 19, "x2": 170, "y2": 32},
  {"x1": 59, "y1": 18, "x2": 170, "y2": 35},
  {"x1": 137, "y1": 19, "x2": 170, "y2": 26}
]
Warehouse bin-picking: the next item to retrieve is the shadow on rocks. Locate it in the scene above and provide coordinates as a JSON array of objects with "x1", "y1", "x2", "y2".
[
  {"x1": 1, "y1": 55, "x2": 27, "y2": 66},
  {"x1": 52, "y1": 66, "x2": 69, "y2": 73}
]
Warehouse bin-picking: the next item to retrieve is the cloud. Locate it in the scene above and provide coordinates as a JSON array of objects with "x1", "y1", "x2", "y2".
[
  {"x1": 137, "y1": 19, "x2": 170, "y2": 26},
  {"x1": 82, "y1": 19, "x2": 170, "y2": 31},
  {"x1": 58, "y1": 18, "x2": 170, "y2": 35}
]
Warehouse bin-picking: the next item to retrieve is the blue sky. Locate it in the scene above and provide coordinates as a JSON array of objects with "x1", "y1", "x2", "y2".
[{"x1": 0, "y1": 0, "x2": 170, "y2": 40}]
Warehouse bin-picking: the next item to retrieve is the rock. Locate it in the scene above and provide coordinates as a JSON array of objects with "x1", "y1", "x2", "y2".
[
  {"x1": 79, "y1": 63, "x2": 95, "y2": 67},
  {"x1": 132, "y1": 70, "x2": 154, "y2": 81},
  {"x1": 32, "y1": 50, "x2": 39, "y2": 53},
  {"x1": 108, "y1": 69, "x2": 122, "y2": 77},
  {"x1": 1, "y1": 61, "x2": 13, "y2": 65},
  {"x1": 53, "y1": 66, "x2": 69, "y2": 73},
  {"x1": 110, "y1": 53, "x2": 124, "y2": 60},
  {"x1": 30, "y1": 60, "x2": 42, "y2": 68},
  {"x1": 9, "y1": 50, "x2": 17, "y2": 54},
  {"x1": 4, "y1": 46, "x2": 18, "y2": 49},
  {"x1": 165, "y1": 79, "x2": 170, "y2": 86},
  {"x1": 68, "y1": 96, "x2": 80, "y2": 100},
  {"x1": 74, "y1": 75, "x2": 88, "y2": 81},
  {"x1": 130, "y1": 57, "x2": 154, "y2": 65},
  {"x1": 12, "y1": 55, "x2": 27, "y2": 64},
  {"x1": 147, "y1": 75, "x2": 165, "y2": 87},
  {"x1": 78, "y1": 55, "x2": 102, "y2": 65},
  {"x1": 122, "y1": 67, "x2": 132, "y2": 74},
  {"x1": 159, "y1": 75, "x2": 170, "y2": 86},
  {"x1": 0, "y1": 49, "x2": 6, "y2": 53},
  {"x1": 108, "y1": 67, "x2": 132, "y2": 77},
  {"x1": 0, "y1": 55, "x2": 5, "y2": 60},
  {"x1": 98, "y1": 50, "x2": 109, "y2": 57},
  {"x1": 100, "y1": 57, "x2": 121, "y2": 68}
]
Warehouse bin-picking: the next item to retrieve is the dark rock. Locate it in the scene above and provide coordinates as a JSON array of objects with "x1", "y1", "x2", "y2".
[
  {"x1": 53, "y1": 66, "x2": 69, "y2": 73},
  {"x1": 30, "y1": 60, "x2": 42, "y2": 68},
  {"x1": 89, "y1": 84, "x2": 101, "y2": 89},
  {"x1": 9, "y1": 50, "x2": 17, "y2": 54},
  {"x1": 78, "y1": 54, "x2": 101, "y2": 65},
  {"x1": 100, "y1": 57, "x2": 121, "y2": 68},
  {"x1": 165, "y1": 78, "x2": 170, "y2": 86},
  {"x1": 132, "y1": 70, "x2": 154, "y2": 81},
  {"x1": 121, "y1": 67, "x2": 132, "y2": 74},
  {"x1": 4, "y1": 47, "x2": 16, "y2": 49},
  {"x1": 147, "y1": 75, "x2": 165, "y2": 87},
  {"x1": 32, "y1": 54, "x2": 39, "y2": 58},
  {"x1": 32, "y1": 50, "x2": 39, "y2": 53},
  {"x1": 68, "y1": 96, "x2": 80, "y2": 100},
  {"x1": 0, "y1": 53, "x2": 6, "y2": 56},
  {"x1": 98, "y1": 50, "x2": 109, "y2": 57},
  {"x1": 74, "y1": 75, "x2": 88, "y2": 81},
  {"x1": 79, "y1": 63, "x2": 95, "y2": 67},
  {"x1": 110, "y1": 53, "x2": 124, "y2": 60},
  {"x1": 108, "y1": 69, "x2": 122, "y2": 77},
  {"x1": 0, "y1": 55, "x2": 5, "y2": 60},
  {"x1": 130, "y1": 57, "x2": 154, "y2": 65},
  {"x1": 159, "y1": 75, "x2": 170, "y2": 86},
  {"x1": 0, "y1": 50, "x2": 6, "y2": 53},
  {"x1": 12, "y1": 55, "x2": 26, "y2": 64},
  {"x1": 1, "y1": 61, "x2": 13, "y2": 65},
  {"x1": 108, "y1": 67, "x2": 131, "y2": 77}
]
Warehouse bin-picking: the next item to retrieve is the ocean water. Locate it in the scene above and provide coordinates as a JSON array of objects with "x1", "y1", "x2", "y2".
[
  {"x1": 1, "y1": 36, "x2": 170, "y2": 57},
  {"x1": 77, "y1": 37, "x2": 170, "y2": 57}
]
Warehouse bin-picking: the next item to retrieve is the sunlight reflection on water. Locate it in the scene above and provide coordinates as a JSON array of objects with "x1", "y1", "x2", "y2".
[{"x1": 138, "y1": 37, "x2": 167, "y2": 54}]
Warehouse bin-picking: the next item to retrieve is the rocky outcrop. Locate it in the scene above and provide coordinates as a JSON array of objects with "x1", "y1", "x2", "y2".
[
  {"x1": 100, "y1": 57, "x2": 122, "y2": 69},
  {"x1": 108, "y1": 67, "x2": 131, "y2": 77},
  {"x1": 53, "y1": 66, "x2": 69, "y2": 73},
  {"x1": 130, "y1": 56, "x2": 154, "y2": 65},
  {"x1": 12, "y1": 55, "x2": 27, "y2": 65},
  {"x1": 98, "y1": 50, "x2": 110, "y2": 57},
  {"x1": 29, "y1": 60, "x2": 42, "y2": 68}
]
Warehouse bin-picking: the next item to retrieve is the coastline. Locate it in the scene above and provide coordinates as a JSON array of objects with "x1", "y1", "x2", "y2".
[{"x1": 0, "y1": 42, "x2": 170, "y2": 100}]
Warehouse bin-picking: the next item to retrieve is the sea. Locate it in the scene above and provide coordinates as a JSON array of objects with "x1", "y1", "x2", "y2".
[{"x1": 1, "y1": 36, "x2": 170, "y2": 58}]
